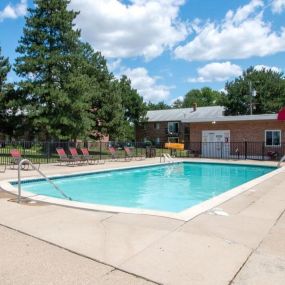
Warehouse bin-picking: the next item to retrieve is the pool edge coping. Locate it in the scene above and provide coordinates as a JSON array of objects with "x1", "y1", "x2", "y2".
[{"x1": 0, "y1": 160, "x2": 284, "y2": 221}]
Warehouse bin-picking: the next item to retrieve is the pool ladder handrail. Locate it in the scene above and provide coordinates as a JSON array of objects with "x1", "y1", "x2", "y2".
[
  {"x1": 17, "y1": 159, "x2": 72, "y2": 203},
  {"x1": 277, "y1": 155, "x2": 285, "y2": 168},
  {"x1": 160, "y1": 153, "x2": 175, "y2": 163}
]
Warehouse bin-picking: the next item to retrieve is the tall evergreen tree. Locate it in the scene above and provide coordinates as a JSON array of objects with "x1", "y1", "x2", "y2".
[
  {"x1": 0, "y1": 47, "x2": 22, "y2": 138},
  {"x1": 0, "y1": 47, "x2": 10, "y2": 92},
  {"x1": 14, "y1": 0, "x2": 94, "y2": 140},
  {"x1": 0, "y1": 47, "x2": 11, "y2": 136}
]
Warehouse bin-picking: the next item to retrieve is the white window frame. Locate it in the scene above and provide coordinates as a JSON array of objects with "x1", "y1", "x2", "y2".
[{"x1": 265, "y1": 130, "x2": 281, "y2": 147}]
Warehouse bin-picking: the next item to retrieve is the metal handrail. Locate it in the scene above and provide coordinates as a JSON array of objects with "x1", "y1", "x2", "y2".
[
  {"x1": 17, "y1": 159, "x2": 72, "y2": 203},
  {"x1": 160, "y1": 153, "x2": 174, "y2": 163},
  {"x1": 277, "y1": 155, "x2": 285, "y2": 168}
]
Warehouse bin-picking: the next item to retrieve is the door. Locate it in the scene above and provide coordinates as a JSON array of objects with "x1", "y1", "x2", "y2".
[{"x1": 202, "y1": 130, "x2": 230, "y2": 158}]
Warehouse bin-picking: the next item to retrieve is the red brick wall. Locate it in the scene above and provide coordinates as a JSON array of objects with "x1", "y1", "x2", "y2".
[
  {"x1": 189, "y1": 120, "x2": 285, "y2": 142},
  {"x1": 135, "y1": 122, "x2": 184, "y2": 143},
  {"x1": 188, "y1": 120, "x2": 285, "y2": 158}
]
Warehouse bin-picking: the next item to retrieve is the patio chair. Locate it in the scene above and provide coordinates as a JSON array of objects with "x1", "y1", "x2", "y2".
[
  {"x1": 56, "y1": 148, "x2": 79, "y2": 166},
  {"x1": 108, "y1": 146, "x2": 118, "y2": 161},
  {"x1": 123, "y1": 146, "x2": 133, "y2": 161},
  {"x1": 69, "y1": 147, "x2": 88, "y2": 165},
  {"x1": 124, "y1": 146, "x2": 145, "y2": 161},
  {"x1": 80, "y1": 148, "x2": 105, "y2": 165},
  {"x1": 10, "y1": 149, "x2": 40, "y2": 170}
]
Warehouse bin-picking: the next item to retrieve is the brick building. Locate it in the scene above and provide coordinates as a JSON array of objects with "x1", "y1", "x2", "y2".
[{"x1": 135, "y1": 106, "x2": 285, "y2": 159}]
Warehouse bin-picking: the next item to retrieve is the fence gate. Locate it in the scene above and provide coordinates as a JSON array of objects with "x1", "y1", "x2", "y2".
[{"x1": 202, "y1": 130, "x2": 231, "y2": 158}]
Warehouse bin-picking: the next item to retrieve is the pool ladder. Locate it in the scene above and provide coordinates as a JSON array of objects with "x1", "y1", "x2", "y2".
[
  {"x1": 277, "y1": 155, "x2": 285, "y2": 168},
  {"x1": 17, "y1": 159, "x2": 72, "y2": 203},
  {"x1": 160, "y1": 153, "x2": 175, "y2": 163}
]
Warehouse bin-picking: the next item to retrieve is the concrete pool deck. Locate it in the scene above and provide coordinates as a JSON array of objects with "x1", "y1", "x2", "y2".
[{"x1": 0, "y1": 158, "x2": 285, "y2": 284}]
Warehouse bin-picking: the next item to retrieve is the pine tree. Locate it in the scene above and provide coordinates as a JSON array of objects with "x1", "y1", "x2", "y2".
[
  {"x1": 0, "y1": 47, "x2": 18, "y2": 138},
  {"x1": 14, "y1": 0, "x2": 94, "y2": 140},
  {"x1": 0, "y1": 47, "x2": 10, "y2": 93}
]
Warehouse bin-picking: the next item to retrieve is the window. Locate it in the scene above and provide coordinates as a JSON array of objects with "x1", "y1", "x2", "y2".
[
  {"x1": 265, "y1": 130, "x2": 281, "y2": 146},
  {"x1": 168, "y1": 137, "x2": 179, "y2": 143},
  {"x1": 168, "y1": 122, "x2": 179, "y2": 134},
  {"x1": 154, "y1": 123, "x2": 160, "y2": 130},
  {"x1": 155, "y1": 137, "x2": 160, "y2": 144}
]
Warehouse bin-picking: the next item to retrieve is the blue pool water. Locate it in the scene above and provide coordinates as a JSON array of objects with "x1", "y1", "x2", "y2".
[{"x1": 16, "y1": 162, "x2": 275, "y2": 213}]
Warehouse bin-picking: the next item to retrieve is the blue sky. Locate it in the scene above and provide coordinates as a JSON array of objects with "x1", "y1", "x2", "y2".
[{"x1": 0, "y1": 0, "x2": 285, "y2": 104}]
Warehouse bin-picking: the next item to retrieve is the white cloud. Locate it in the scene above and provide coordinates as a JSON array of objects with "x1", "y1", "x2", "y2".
[
  {"x1": 0, "y1": 0, "x2": 27, "y2": 22},
  {"x1": 122, "y1": 67, "x2": 173, "y2": 102},
  {"x1": 188, "y1": 62, "x2": 242, "y2": 83},
  {"x1": 174, "y1": 0, "x2": 285, "y2": 61},
  {"x1": 272, "y1": 0, "x2": 285, "y2": 13},
  {"x1": 70, "y1": 0, "x2": 188, "y2": 60},
  {"x1": 254, "y1": 64, "x2": 282, "y2": 72}
]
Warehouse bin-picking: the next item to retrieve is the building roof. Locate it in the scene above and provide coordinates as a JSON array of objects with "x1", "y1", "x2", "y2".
[
  {"x1": 146, "y1": 106, "x2": 225, "y2": 122},
  {"x1": 184, "y1": 114, "x2": 277, "y2": 123},
  {"x1": 146, "y1": 106, "x2": 278, "y2": 123}
]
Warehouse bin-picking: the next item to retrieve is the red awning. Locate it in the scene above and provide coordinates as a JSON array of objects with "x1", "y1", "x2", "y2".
[{"x1": 277, "y1": 107, "x2": 285, "y2": 121}]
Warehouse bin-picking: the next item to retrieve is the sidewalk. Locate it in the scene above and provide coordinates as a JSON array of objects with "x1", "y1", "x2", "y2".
[{"x1": 0, "y1": 159, "x2": 284, "y2": 284}]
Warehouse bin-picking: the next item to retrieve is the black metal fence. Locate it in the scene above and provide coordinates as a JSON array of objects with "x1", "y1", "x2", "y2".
[{"x1": 0, "y1": 140, "x2": 284, "y2": 165}]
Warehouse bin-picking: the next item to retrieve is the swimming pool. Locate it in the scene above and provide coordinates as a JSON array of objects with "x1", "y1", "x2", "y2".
[{"x1": 14, "y1": 162, "x2": 276, "y2": 214}]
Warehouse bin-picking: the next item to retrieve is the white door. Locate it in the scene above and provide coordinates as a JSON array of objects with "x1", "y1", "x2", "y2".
[{"x1": 202, "y1": 130, "x2": 230, "y2": 158}]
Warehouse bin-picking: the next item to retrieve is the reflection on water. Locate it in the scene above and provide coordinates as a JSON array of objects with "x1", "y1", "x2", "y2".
[{"x1": 21, "y1": 163, "x2": 275, "y2": 213}]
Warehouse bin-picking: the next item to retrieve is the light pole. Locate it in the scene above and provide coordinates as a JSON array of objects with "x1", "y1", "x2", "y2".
[{"x1": 249, "y1": 81, "x2": 257, "y2": 115}]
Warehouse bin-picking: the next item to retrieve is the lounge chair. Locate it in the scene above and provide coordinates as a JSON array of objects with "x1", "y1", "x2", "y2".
[
  {"x1": 108, "y1": 146, "x2": 118, "y2": 161},
  {"x1": 10, "y1": 149, "x2": 40, "y2": 170},
  {"x1": 123, "y1": 146, "x2": 133, "y2": 161},
  {"x1": 56, "y1": 148, "x2": 79, "y2": 166},
  {"x1": 124, "y1": 146, "x2": 145, "y2": 161},
  {"x1": 69, "y1": 147, "x2": 88, "y2": 165},
  {"x1": 80, "y1": 148, "x2": 105, "y2": 165}
]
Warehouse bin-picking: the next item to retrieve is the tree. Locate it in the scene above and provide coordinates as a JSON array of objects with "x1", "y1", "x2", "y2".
[
  {"x1": 0, "y1": 48, "x2": 24, "y2": 138},
  {"x1": 117, "y1": 75, "x2": 146, "y2": 140},
  {"x1": 80, "y1": 43, "x2": 125, "y2": 141},
  {"x1": 172, "y1": 98, "x2": 183, "y2": 108},
  {"x1": 146, "y1": 101, "x2": 171, "y2": 110},
  {"x1": 14, "y1": 0, "x2": 94, "y2": 140},
  {"x1": 0, "y1": 47, "x2": 11, "y2": 136},
  {"x1": 0, "y1": 47, "x2": 10, "y2": 92},
  {"x1": 183, "y1": 87, "x2": 223, "y2": 108},
  {"x1": 224, "y1": 67, "x2": 285, "y2": 115}
]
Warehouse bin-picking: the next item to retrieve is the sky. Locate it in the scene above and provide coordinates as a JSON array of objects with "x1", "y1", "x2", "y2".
[{"x1": 0, "y1": 0, "x2": 285, "y2": 104}]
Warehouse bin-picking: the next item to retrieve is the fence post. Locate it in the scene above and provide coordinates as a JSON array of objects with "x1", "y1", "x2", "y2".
[
  {"x1": 220, "y1": 142, "x2": 223, "y2": 159},
  {"x1": 136, "y1": 142, "x2": 138, "y2": 157},
  {"x1": 99, "y1": 141, "x2": 102, "y2": 160},
  {"x1": 47, "y1": 142, "x2": 50, "y2": 164},
  {"x1": 23, "y1": 141, "x2": 26, "y2": 158},
  {"x1": 245, "y1": 141, "x2": 248, "y2": 160},
  {"x1": 262, "y1": 142, "x2": 265, "y2": 160}
]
